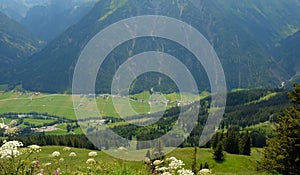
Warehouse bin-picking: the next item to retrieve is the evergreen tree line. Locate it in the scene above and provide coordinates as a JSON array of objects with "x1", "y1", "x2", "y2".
[
  {"x1": 6, "y1": 134, "x2": 98, "y2": 150},
  {"x1": 0, "y1": 112, "x2": 72, "y2": 122},
  {"x1": 211, "y1": 126, "x2": 251, "y2": 156},
  {"x1": 108, "y1": 89, "x2": 288, "y2": 149}
]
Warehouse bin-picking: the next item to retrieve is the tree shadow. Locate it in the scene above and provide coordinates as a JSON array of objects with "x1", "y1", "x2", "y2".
[{"x1": 214, "y1": 159, "x2": 226, "y2": 164}]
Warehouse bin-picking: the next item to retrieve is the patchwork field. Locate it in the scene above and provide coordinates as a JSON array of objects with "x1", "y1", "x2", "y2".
[{"x1": 0, "y1": 91, "x2": 204, "y2": 120}]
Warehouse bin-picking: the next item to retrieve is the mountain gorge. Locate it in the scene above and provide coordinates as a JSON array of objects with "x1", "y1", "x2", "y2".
[{"x1": 1, "y1": 0, "x2": 300, "y2": 93}]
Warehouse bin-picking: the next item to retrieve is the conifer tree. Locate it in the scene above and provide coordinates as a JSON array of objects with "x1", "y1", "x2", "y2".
[
  {"x1": 212, "y1": 132, "x2": 220, "y2": 149},
  {"x1": 213, "y1": 142, "x2": 225, "y2": 160},
  {"x1": 261, "y1": 84, "x2": 300, "y2": 174},
  {"x1": 240, "y1": 131, "x2": 251, "y2": 156},
  {"x1": 224, "y1": 129, "x2": 240, "y2": 154}
]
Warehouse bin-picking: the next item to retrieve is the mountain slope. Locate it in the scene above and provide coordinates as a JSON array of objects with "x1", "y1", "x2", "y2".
[
  {"x1": 20, "y1": 0, "x2": 98, "y2": 42},
  {"x1": 273, "y1": 30, "x2": 300, "y2": 83},
  {"x1": 5, "y1": 0, "x2": 300, "y2": 93},
  {"x1": 0, "y1": 12, "x2": 42, "y2": 72},
  {"x1": 0, "y1": 0, "x2": 49, "y2": 21}
]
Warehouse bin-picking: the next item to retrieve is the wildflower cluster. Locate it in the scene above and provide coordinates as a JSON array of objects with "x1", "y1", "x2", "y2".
[
  {"x1": 153, "y1": 157, "x2": 194, "y2": 175},
  {"x1": 0, "y1": 119, "x2": 19, "y2": 136},
  {"x1": 86, "y1": 158, "x2": 96, "y2": 165},
  {"x1": 86, "y1": 151, "x2": 98, "y2": 165},
  {"x1": 197, "y1": 169, "x2": 212, "y2": 175},
  {"x1": 28, "y1": 144, "x2": 42, "y2": 153},
  {"x1": 0, "y1": 140, "x2": 44, "y2": 174},
  {"x1": 88, "y1": 151, "x2": 97, "y2": 157},
  {"x1": 0, "y1": 140, "x2": 23, "y2": 158},
  {"x1": 0, "y1": 122, "x2": 8, "y2": 129},
  {"x1": 69, "y1": 152, "x2": 76, "y2": 157},
  {"x1": 63, "y1": 147, "x2": 71, "y2": 151},
  {"x1": 51, "y1": 151, "x2": 61, "y2": 157}
]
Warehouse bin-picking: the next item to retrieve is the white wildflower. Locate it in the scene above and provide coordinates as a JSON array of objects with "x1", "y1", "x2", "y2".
[
  {"x1": 51, "y1": 151, "x2": 60, "y2": 157},
  {"x1": 162, "y1": 172, "x2": 172, "y2": 175},
  {"x1": 0, "y1": 140, "x2": 23, "y2": 158},
  {"x1": 59, "y1": 158, "x2": 64, "y2": 162},
  {"x1": 88, "y1": 151, "x2": 97, "y2": 157},
  {"x1": 63, "y1": 147, "x2": 71, "y2": 151},
  {"x1": 86, "y1": 158, "x2": 96, "y2": 164},
  {"x1": 198, "y1": 169, "x2": 212, "y2": 175},
  {"x1": 0, "y1": 123, "x2": 8, "y2": 129},
  {"x1": 168, "y1": 157, "x2": 184, "y2": 170},
  {"x1": 69, "y1": 152, "x2": 77, "y2": 157},
  {"x1": 157, "y1": 166, "x2": 169, "y2": 172},
  {"x1": 28, "y1": 145, "x2": 41, "y2": 153},
  {"x1": 178, "y1": 169, "x2": 194, "y2": 175}
]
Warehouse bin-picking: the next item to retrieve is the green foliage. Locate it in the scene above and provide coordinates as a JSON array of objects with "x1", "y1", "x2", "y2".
[
  {"x1": 212, "y1": 128, "x2": 252, "y2": 156},
  {"x1": 0, "y1": 145, "x2": 269, "y2": 174},
  {"x1": 224, "y1": 129, "x2": 240, "y2": 154},
  {"x1": 211, "y1": 132, "x2": 220, "y2": 150},
  {"x1": 261, "y1": 84, "x2": 300, "y2": 174},
  {"x1": 239, "y1": 131, "x2": 251, "y2": 156},
  {"x1": 14, "y1": 134, "x2": 98, "y2": 150},
  {"x1": 288, "y1": 84, "x2": 300, "y2": 105},
  {"x1": 213, "y1": 142, "x2": 225, "y2": 161}
]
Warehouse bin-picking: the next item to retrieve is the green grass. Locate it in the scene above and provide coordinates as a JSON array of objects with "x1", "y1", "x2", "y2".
[
  {"x1": 246, "y1": 92, "x2": 278, "y2": 105},
  {"x1": 44, "y1": 123, "x2": 83, "y2": 135},
  {"x1": 23, "y1": 118, "x2": 56, "y2": 126},
  {"x1": 230, "y1": 88, "x2": 250, "y2": 92},
  {"x1": 45, "y1": 129, "x2": 69, "y2": 135},
  {"x1": 31, "y1": 146, "x2": 149, "y2": 174},
  {"x1": 243, "y1": 121, "x2": 276, "y2": 135},
  {"x1": 168, "y1": 148, "x2": 267, "y2": 175},
  {"x1": 131, "y1": 91, "x2": 151, "y2": 100},
  {"x1": 26, "y1": 146, "x2": 267, "y2": 174},
  {"x1": 0, "y1": 91, "x2": 203, "y2": 120},
  {"x1": 0, "y1": 117, "x2": 14, "y2": 124},
  {"x1": 0, "y1": 92, "x2": 75, "y2": 119}
]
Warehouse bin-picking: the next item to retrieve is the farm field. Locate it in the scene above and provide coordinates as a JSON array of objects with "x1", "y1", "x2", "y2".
[{"x1": 0, "y1": 91, "x2": 203, "y2": 120}]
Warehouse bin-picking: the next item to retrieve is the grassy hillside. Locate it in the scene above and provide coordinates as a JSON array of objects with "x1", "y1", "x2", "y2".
[{"x1": 24, "y1": 146, "x2": 267, "y2": 175}]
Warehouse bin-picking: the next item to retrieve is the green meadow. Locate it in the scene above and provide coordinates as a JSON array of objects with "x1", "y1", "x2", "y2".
[
  {"x1": 27, "y1": 146, "x2": 267, "y2": 175},
  {"x1": 0, "y1": 91, "x2": 203, "y2": 120}
]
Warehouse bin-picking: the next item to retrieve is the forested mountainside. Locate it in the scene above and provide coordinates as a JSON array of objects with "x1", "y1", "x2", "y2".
[
  {"x1": 1, "y1": 0, "x2": 300, "y2": 93},
  {"x1": 0, "y1": 12, "x2": 42, "y2": 76}
]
